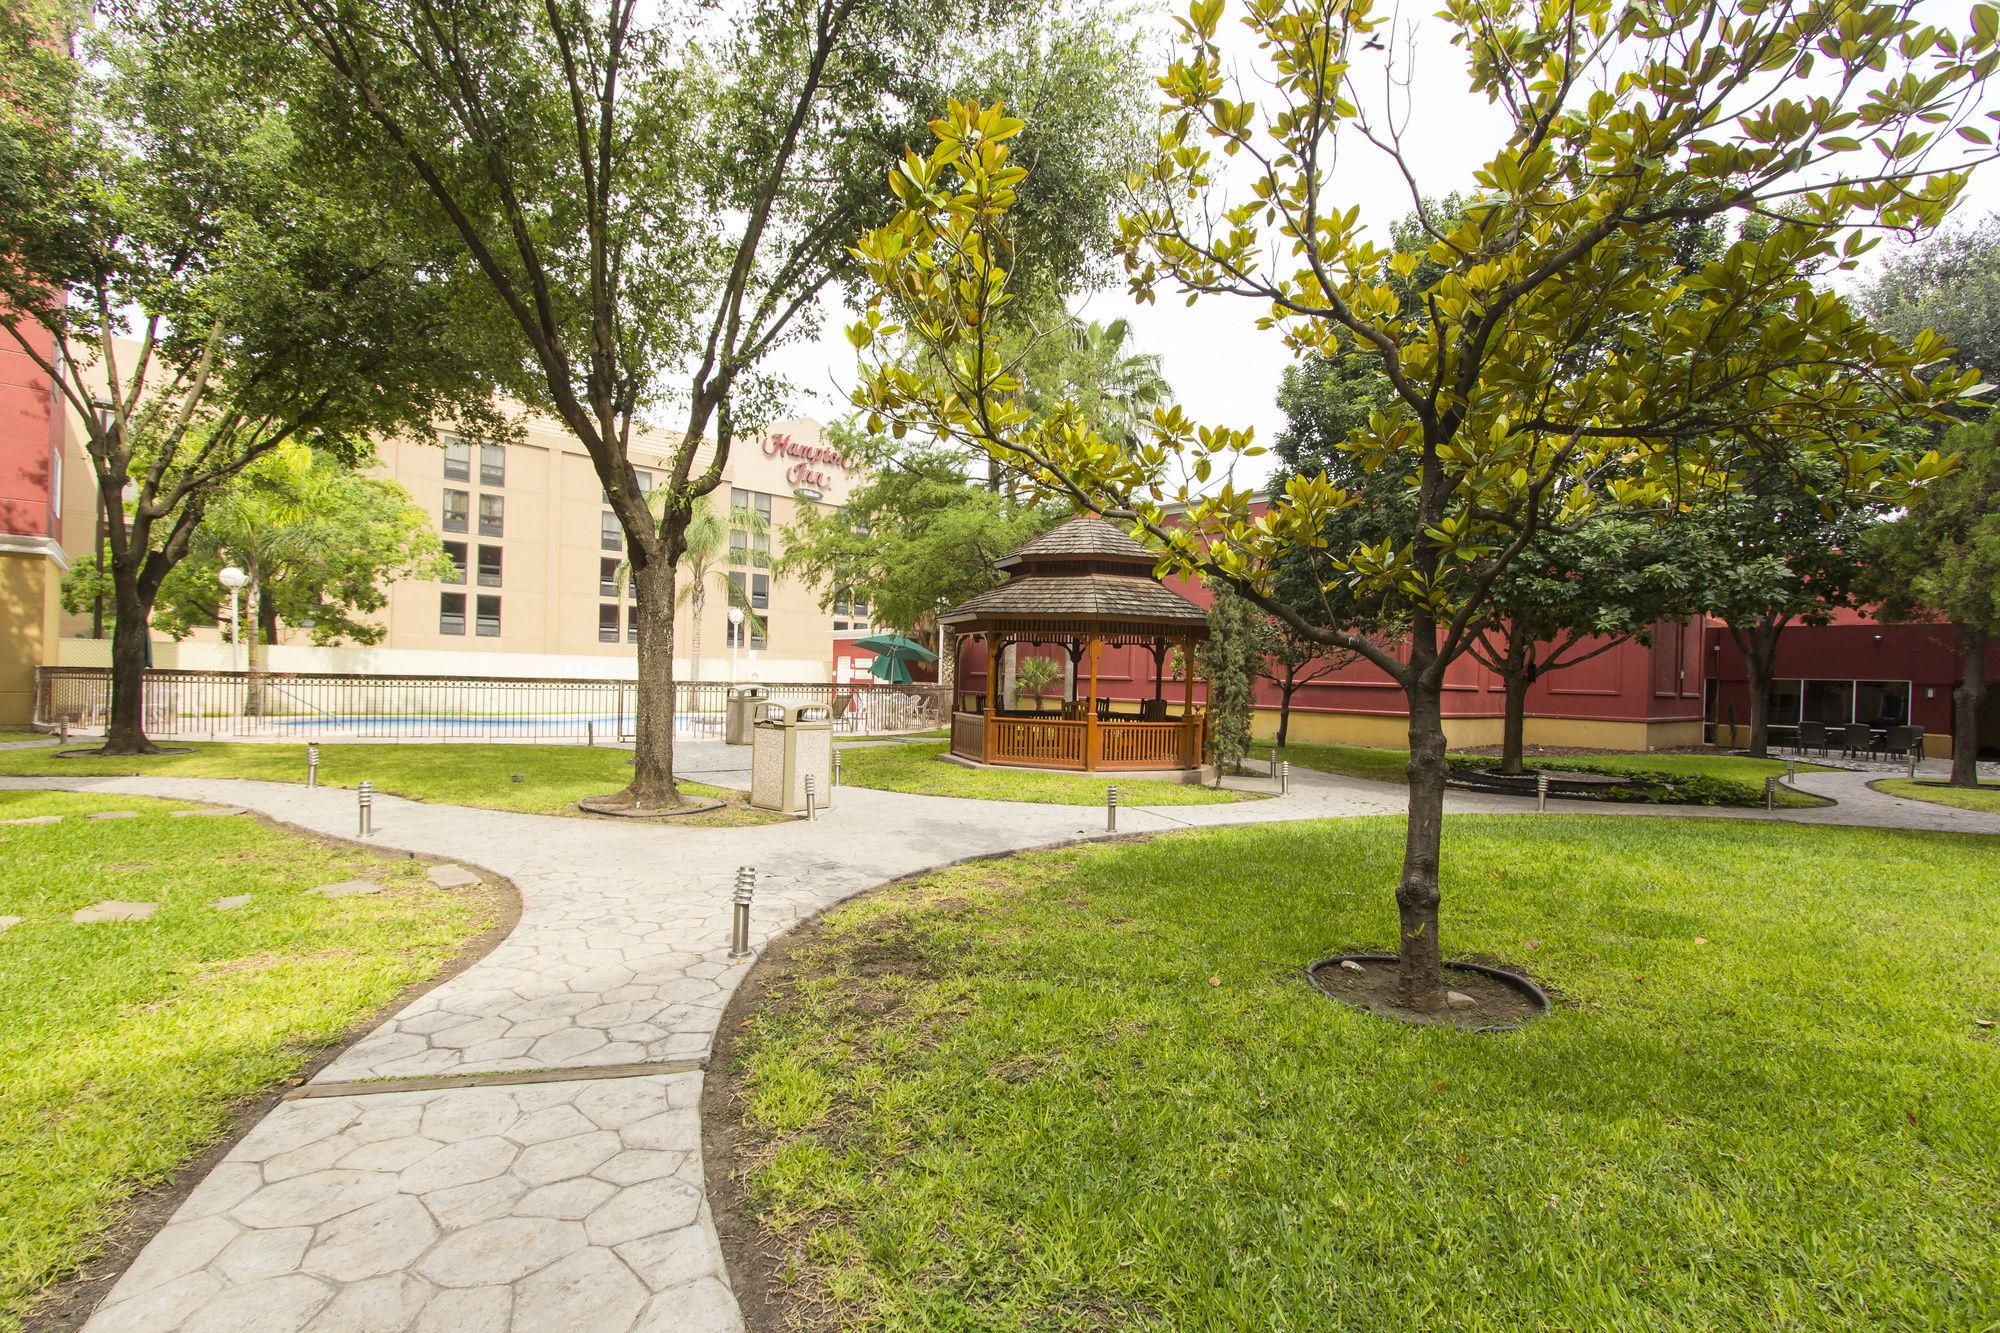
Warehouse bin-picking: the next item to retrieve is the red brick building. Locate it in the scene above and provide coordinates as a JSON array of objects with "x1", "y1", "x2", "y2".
[
  {"x1": 0, "y1": 319, "x2": 67, "y2": 725},
  {"x1": 951, "y1": 513, "x2": 1997, "y2": 761}
]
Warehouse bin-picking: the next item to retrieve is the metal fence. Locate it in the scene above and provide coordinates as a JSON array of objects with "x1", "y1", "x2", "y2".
[{"x1": 34, "y1": 668, "x2": 949, "y2": 743}]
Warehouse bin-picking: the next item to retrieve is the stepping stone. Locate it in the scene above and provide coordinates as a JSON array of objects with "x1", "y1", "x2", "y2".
[
  {"x1": 171, "y1": 807, "x2": 247, "y2": 818},
  {"x1": 73, "y1": 900, "x2": 159, "y2": 923},
  {"x1": 309, "y1": 880, "x2": 382, "y2": 899},
  {"x1": 3, "y1": 815, "x2": 61, "y2": 826},
  {"x1": 425, "y1": 865, "x2": 481, "y2": 889},
  {"x1": 87, "y1": 810, "x2": 140, "y2": 821},
  {"x1": 211, "y1": 895, "x2": 253, "y2": 911},
  {"x1": 0, "y1": 916, "x2": 21, "y2": 932}
]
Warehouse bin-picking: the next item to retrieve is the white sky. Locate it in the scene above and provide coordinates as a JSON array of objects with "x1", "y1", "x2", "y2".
[{"x1": 765, "y1": 5, "x2": 2000, "y2": 490}]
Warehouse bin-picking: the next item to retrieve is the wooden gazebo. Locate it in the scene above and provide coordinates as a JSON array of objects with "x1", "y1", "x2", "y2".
[{"x1": 942, "y1": 516, "x2": 1210, "y2": 772}]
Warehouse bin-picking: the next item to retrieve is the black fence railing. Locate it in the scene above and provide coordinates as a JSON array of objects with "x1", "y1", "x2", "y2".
[{"x1": 34, "y1": 668, "x2": 948, "y2": 743}]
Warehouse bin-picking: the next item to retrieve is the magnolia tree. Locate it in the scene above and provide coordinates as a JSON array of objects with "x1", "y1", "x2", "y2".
[{"x1": 851, "y1": 0, "x2": 1990, "y2": 1010}]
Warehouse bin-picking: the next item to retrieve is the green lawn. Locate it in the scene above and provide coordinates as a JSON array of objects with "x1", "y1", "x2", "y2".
[
  {"x1": 1873, "y1": 777, "x2": 2000, "y2": 813},
  {"x1": 0, "y1": 741, "x2": 771, "y2": 823},
  {"x1": 1275, "y1": 739, "x2": 1828, "y2": 807},
  {"x1": 0, "y1": 791, "x2": 501, "y2": 1329},
  {"x1": 834, "y1": 740, "x2": 1260, "y2": 805},
  {"x1": 0, "y1": 732, "x2": 53, "y2": 744},
  {"x1": 724, "y1": 816, "x2": 2000, "y2": 1331}
]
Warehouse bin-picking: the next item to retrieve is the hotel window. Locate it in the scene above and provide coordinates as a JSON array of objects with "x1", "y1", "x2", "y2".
[
  {"x1": 728, "y1": 488, "x2": 773, "y2": 567},
  {"x1": 476, "y1": 544, "x2": 502, "y2": 588},
  {"x1": 443, "y1": 436, "x2": 470, "y2": 481},
  {"x1": 598, "y1": 604, "x2": 620, "y2": 643},
  {"x1": 833, "y1": 588, "x2": 869, "y2": 632},
  {"x1": 1802, "y1": 680, "x2": 1855, "y2": 728},
  {"x1": 441, "y1": 541, "x2": 467, "y2": 584},
  {"x1": 726, "y1": 574, "x2": 768, "y2": 650},
  {"x1": 439, "y1": 592, "x2": 466, "y2": 635},
  {"x1": 478, "y1": 493, "x2": 504, "y2": 537},
  {"x1": 627, "y1": 604, "x2": 640, "y2": 642},
  {"x1": 475, "y1": 595, "x2": 501, "y2": 637},
  {"x1": 599, "y1": 557, "x2": 621, "y2": 598},
  {"x1": 601, "y1": 513, "x2": 623, "y2": 551},
  {"x1": 480, "y1": 442, "x2": 506, "y2": 487},
  {"x1": 442, "y1": 489, "x2": 468, "y2": 533}
]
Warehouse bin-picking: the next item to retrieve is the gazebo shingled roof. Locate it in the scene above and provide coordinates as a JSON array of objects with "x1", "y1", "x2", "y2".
[{"x1": 941, "y1": 515, "x2": 1208, "y2": 630}]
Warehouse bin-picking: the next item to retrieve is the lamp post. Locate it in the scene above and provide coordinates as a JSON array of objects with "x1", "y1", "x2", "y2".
[
  {"x1": 727, "y1": 605, "x2": 744, "y2": 683},
  {"x1": 217, "y1": 566, "x2": 247, "y2": 674}
]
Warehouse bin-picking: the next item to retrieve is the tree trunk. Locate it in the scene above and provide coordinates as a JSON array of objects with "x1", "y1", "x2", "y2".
[
  {"x1": 1395, "y1": 677, "x2": 1448, "y2": 1011},
  {"x1": 1731, "y1": 623, "x2": 1782, "y2": 758},
  {"x1": 623, "y1": 557, "x2": 683, "y2": 809},
  {"x1": 243, "y1": 574, "x2": 267, "y2": 717},
  {"x1": 102, "y1": 579, "x2": 157, "y2": 755},
  {"x1": 1498, "y1": 669, "x2": 1532, "y2": 775},
  {"x1": 688, "y1": 587, "x2": 703, "y2": 685},
  {"x1": 1277, "y1": 681, "x2": 1293, "y2": 747},
  {"x1": 1951, "y1": 626, "x2": 1987, "y2": 788}
]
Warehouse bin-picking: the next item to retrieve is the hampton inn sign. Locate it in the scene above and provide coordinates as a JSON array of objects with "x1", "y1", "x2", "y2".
[{"x1": 764, "y1": 431, "x2": 849, "y2": 499}]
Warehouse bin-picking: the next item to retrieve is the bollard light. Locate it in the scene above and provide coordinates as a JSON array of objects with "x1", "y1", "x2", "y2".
[
  {"x1": 1536, "y1": 771, "x2": 1550, "y2": 813},
  {"x1": 307, "y1": 744, "x2": 320, "y2": 789},
  {"x1": 1106, "y1": 785, "x2": 1118, "y2": 833},
  {"x1": 1279, "y1": 759, "x2": 1290, "y2": 795},
  {"x1": 1908, "y1": 746, "x2": 1920, "y2": 780},
  {"x1": 587, "y1": 720, "x2": 595, "y2": 748},
  {"x1": 730, "y1": 867, "x2": 755, "y2": 960},
  {"x1": 804, "y1": 773, "x2": 817, "y2": 821},
  {"x1": 1764, "y1": 774, "x2": 1778, "y2": 812},
  {"x1": 1271, "y1": 743, "x2": 1280, "y2": 776},
  {"x1": 358, "y1": 780, "x2": 374, "y2": 836},
  {"x1": 1785, "y1": 757, "x2": 1796, "y2": 781},
  {"x1": 834, "y1": 750, "x2": 843, "y2": 787}
]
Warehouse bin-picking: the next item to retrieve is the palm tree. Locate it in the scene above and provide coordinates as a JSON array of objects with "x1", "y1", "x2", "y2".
[
  {"x1": 193, "y1": 442, "x2": 342, "y2": 715},
  {"x1": 619, "y1": 493, "x2": 771, "y2": 682},
  {"x1": 1065, "y1": 318, "x2": 1173, "y2": 444},
  {"x1": 1015, "y1": 654, "x2": 1061, "y2": 713}
]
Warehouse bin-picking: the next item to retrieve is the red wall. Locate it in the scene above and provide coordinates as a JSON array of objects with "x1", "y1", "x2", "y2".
[
  {"x1": 0, "y1": 321, "x2": 61, "y2": 542},
  {"x1": 1705, "y1": 611, "x2": 1999, "y2": 739}
]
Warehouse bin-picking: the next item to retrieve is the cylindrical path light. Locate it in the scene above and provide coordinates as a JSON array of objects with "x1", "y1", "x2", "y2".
[
  {"x1": 730, "y1": 867, "x2": 755, "y2": 960},
  {"x1": 357, "y1": 780, "x2": 374, "y2": 835}
]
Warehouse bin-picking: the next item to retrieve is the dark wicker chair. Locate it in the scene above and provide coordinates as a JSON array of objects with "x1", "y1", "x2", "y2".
[
  {"x1": 1839, "y1": 722, "x2": 1873, "y2": 759},
  {"x1": 1795, "y1": 721, "x2": 1828, "y2": 757}
]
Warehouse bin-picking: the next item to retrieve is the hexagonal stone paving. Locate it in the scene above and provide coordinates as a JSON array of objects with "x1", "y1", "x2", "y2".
[{"x1": 83, "y1": 1075, "x2": 736, "y2": 1333}]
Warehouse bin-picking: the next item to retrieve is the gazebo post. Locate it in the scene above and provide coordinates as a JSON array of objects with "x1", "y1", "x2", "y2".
[
  {"x1": 985, "y1": 634, "x2": 1004, "y2": 761},
  {"x1": 1183, "y1": 635, "x2": 1198, "y2": 766},
  {"x1": 1084, "y1": 634, "x2": 1101, "y2": 771}
]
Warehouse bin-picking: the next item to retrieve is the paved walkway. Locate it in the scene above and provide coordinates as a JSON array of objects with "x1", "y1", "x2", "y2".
[{"x1": 7, "y1": 750, "x2": 1997, "y2": 1332}]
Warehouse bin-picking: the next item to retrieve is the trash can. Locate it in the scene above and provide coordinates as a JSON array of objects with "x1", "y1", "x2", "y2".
[
  {"x1": 750, "y1": 704, "x2": 834, "y2": 814},
  {"x1": 725, "y1": 684, "x2": 772, "y2": 746}
]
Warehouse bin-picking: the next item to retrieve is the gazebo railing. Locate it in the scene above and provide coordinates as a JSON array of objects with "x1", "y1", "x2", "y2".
[
  {"x1": 991, "y1": 716, "x2": 1087, "y2": 768},
  {"x1": 962, "y1": 710, "x2": 1205, "y2": 771}
]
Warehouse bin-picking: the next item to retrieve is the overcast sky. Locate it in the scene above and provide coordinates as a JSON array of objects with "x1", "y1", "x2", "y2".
[{"x1": 765, "y1": 4, "x2": 2000, "y2": 490}]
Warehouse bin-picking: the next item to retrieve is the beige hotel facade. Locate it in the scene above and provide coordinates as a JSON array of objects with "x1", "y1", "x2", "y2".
[{"x1": 52, "y1": 409, "x2": 876, "y2": 684}]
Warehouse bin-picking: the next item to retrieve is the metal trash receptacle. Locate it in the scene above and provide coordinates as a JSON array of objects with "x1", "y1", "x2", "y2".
[
  {"x1": 750, "y1": 704, "x2": 833, "y2": 813},
  {"x1": 725, "y1": 684, "x2": 772, "y2": 746}
]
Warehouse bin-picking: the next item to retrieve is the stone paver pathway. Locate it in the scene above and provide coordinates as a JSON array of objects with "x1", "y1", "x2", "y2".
[{"x1": 4, "y1": 752, "x2": 1996, "y2": 1333}]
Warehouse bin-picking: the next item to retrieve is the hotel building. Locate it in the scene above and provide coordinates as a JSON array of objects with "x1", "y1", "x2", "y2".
[{"x1": 41, "y1": 409, "x2": 881, "y2": 685}]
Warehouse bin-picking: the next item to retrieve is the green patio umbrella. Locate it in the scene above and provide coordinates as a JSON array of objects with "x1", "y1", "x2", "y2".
[{"x1": 854, "y1": 632, "x2": 936, "y2": 685}]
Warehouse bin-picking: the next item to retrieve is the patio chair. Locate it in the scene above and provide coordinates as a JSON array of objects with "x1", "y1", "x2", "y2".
[
  {"x1": 1795, "y1": 721, "x2": 1828, "y2": 757},
  {"x1": 1881, "y1": 724, "x2": 1918, "y2": 759},
  {"x1": 1839, "y1": 722, "x2": 1872, "y2": 759}
]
